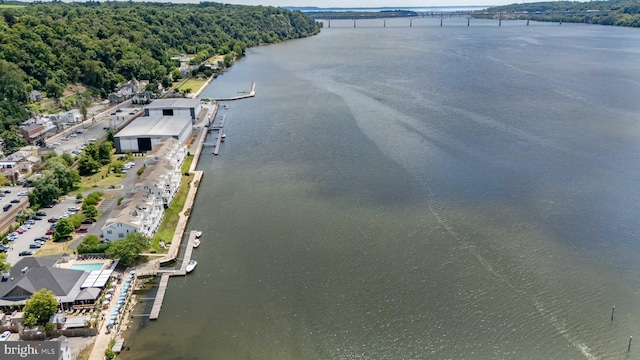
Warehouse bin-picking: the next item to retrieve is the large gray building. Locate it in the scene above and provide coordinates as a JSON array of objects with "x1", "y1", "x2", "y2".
[
  {"x1": 144, "y1": 98, "x2": 202, "y2": 122},
  {"x1": 114, "y1": 116, "x2": 192, "y2": 153}
]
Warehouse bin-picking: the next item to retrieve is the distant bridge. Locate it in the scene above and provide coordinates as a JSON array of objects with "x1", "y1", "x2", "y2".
[{"x1": 311, "y1": 10, "x2": 608, "y2": 27}]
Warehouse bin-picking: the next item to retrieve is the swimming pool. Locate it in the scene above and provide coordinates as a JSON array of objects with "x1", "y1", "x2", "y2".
[{"x1": 70, "y1": 262, "x2": 106, "y2": 271}]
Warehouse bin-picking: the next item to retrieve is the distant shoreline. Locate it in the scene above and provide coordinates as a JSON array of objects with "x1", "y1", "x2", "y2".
[{"x1": 288, "y1": 6, "x2": 492, "y2": 12}]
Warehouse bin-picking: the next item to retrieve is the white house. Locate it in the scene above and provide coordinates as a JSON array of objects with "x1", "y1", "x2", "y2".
[{"x1": 102, "y1": 188, "x2": 165, "y2": 242}]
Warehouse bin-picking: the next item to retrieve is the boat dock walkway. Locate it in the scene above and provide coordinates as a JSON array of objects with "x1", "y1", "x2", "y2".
[
  {"x1": 211, "y1": 82, "x2": 256, "y2": 101},
  {"x1": 149, "y1": 230, "x2": 198, "y2": 320}
]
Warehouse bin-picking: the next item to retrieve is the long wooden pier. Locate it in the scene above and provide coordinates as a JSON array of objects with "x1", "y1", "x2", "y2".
[
  {"x1": 149, "y1": 230, "x2": 199, "y2": 320},
  {"x1": 211, "y1": 82, "x2": 255, "y2": 101}
]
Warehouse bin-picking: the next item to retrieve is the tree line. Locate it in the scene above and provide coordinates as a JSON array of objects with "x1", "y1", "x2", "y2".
[
  {"x1": 0, "y1": 2, "x2": 321, "y2": 131},
  {"x1": 481, "y1": 0, "x2": 640, "y2": 27}
]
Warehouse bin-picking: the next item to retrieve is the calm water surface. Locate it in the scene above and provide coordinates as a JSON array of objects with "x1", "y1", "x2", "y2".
[{"x1": 121, "y1": 20, "x2": 640, "y2": 359}]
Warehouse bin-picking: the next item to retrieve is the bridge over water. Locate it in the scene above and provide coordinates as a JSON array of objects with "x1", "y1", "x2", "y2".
[{"x1": 312, "y1": 10, "x2": 605, "y2": 28}]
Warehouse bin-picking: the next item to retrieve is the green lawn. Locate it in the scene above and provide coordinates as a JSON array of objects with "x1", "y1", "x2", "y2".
[
  {"x1": 150, "y1": 156, "x2": 194, "y2": 252},
  {"x1": 178, "y1": 78, "x2": 208, "y2": 94}
]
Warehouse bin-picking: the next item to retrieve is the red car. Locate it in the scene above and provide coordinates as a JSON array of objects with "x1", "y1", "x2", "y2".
[
  {"x1": 45, "y1": 229, "x2": 54, "y2": 235},
  {"x1": 16, "y1": 229, "x2": 24, "y2": 234}
]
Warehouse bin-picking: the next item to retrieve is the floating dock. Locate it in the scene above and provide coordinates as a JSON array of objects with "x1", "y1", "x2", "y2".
[
  {"x1": 149, "y1": 230, "x2": 198, "y2": 320},
  {"x1": 211, "y1": 82, "x2": 256, "y2": 101}
]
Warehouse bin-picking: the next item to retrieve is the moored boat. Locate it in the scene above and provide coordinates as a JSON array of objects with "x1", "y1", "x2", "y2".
[
  {"x1": 195, "y1": 231, "x2": 202, "y2": 238},
  {"x1": 193, "y1": 239, "x2": 200, "y2": 248},
  {"x1": 186, "y1": 259, "x2": 197, "y2": 273}
]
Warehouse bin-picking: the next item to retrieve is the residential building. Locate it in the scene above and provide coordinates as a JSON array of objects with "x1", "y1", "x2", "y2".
[{"x1": 102, "y1": 139, "x2": 187, "y2": 241}]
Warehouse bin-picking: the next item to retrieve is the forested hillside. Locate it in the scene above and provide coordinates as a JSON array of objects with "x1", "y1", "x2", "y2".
[
  {"x1": 484, "y1": 0, "x2": 640, "y2": 27},
  {"x1": 0, "y1": 2, "x2": 320, "y2": 130}
]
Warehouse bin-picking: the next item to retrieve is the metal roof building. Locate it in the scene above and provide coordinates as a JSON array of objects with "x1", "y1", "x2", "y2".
[
  {"x1": 144, "y1": 98, "x2": 201, "y2": 121},
  {"x1": 114, "y1": 116, "x2": 193, "y2": 153}
]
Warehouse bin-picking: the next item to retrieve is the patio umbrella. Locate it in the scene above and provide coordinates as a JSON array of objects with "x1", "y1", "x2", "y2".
[
  {"x1": 104, "y1": 294, "x2": 112, "y2": 299},
  {"x1": 102, "y1": 300, "x2": 110, "y2": 305}
]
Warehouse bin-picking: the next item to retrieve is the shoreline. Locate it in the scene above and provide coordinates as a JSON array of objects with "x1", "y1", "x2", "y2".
[{"x1": 86, "y1": 85, "x2": 216, "y2": 360}]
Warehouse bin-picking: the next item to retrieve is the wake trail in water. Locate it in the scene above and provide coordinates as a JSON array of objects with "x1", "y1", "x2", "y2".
[{"x1": 306, "y1": 70, "x2": 597, "y2": 359}]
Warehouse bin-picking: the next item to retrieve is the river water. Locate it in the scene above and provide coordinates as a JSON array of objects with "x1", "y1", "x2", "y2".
[{"x1": 121, "y1": 19, "x2": 640, "y2": 359}]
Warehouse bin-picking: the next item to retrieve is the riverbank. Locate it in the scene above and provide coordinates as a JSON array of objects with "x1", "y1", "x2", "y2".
[{"x1": 86, "y1": 98, "x2": 215, "y2": 360}]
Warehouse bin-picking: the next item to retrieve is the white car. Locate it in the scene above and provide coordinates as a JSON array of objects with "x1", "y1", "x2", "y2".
[
  {"x1": 0, "y1": 330, "x2": 11, "y2": 341},
  {"x1": 17, "y1": 191, "x2": 27, "y2": 196}
]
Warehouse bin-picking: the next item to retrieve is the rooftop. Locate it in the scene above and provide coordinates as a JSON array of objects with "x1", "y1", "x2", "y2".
[
  {"x1": 115, "y1": 116, "x2": 192, "y2": 138},
  {"x1": 146, "y1": 98, "x2": 200, "y2": 109}
]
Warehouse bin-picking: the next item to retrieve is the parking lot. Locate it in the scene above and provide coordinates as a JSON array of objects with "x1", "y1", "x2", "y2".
[
  {"x1": 1, "y1": 192, "x2": 98, "y2": 265},
  {"x1": 49, "y1": 107, "x2": 141, "y2": 155}
]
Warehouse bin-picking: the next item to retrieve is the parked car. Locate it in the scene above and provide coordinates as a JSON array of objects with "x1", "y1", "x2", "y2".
[
  {"x1": 36, "y1": 211, "x2": 47, "y2": 216},
  {"x1": 48, "y1": 217, "x2": 58, "y2": 223},
  {"x1": 3, "y1": 204, "x2": 12, "y2": 211},
  {"x1": 76, "y1": 227, "x2": 89, "y2": 233},
  {"x1": 0, "y1": 330, "x2": 11, "y2": 341},
  {"x1": 16, "y1": 229, "x2": 24, "y2": 234},
  {"x1": 25, "y1": 219, "x2": 36, "y2": 225},
  {"x1": 10, "y1": 199, "x2": 20, "y2": 203},
  {"x1": 45, "y1": 229, "x2": 54, "y2": 235},
  {"x1": 29, "y1": 243, "x2": 42, "y2": 249},
  {"x1": 81, "y1": 219, "x2": 94, "y2": 225},
  {"x1": 0, "y1": 245, "x2": 7, "y2": 253},
  {"x1": 19, "y1": 250, "x2": 33, "y2": 256},
  {"x1": 3, "y1": 190, "x2": 11, "y2": 193},
  {"x1": 68, "y1": 206, "x2": 81, "y2": 212},
  {"x1": 17, "y1": 191, "x2": 27, "y2": 196},
  {"x1": 43, "y1": 204, "x2": 54, "y2": 208},
  {"x1": 32, "y1": 216, "x2": 43, "y2": 221}
]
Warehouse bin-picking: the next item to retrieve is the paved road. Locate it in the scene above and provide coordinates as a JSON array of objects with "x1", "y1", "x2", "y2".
[{"x1": 50, "y1": 106, "x2": 141, "y2": 155}]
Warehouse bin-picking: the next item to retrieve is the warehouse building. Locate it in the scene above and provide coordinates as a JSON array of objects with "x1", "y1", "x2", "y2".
[
  {"x1": 144, "y1": 98, "x2": 201, "y2": 122},
  {"x1": 113, "y1": 116, "x2": 192, "y2": 153}
]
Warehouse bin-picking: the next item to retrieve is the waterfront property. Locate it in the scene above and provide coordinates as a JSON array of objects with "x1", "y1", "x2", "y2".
[
  {"x1": 113, "y1": 116, "x2": 192, "y2": 153},
  {"x1": 101, "y1": 190, "x2": 165, "y2": 242},
  {"x1": 0, "y1": 256, "x2": 112, "y2": 311},
  {"x1": 102, "y1": 139, "x2": 187, "y2": 242},
  {"x1": 143, "y1": 98, "x2": 202, "y2": 122}
]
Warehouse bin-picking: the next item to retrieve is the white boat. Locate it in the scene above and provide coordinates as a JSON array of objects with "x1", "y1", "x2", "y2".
[
  {"x1": 221, "y1": 134, "x2": 226, "y2": 142},
  {"x1": 186, "y1": 259, "x2": 197, "y2": 273},
  {"x1": 195, "y1": 231, "x2": 202, "y2": 238},
  {"x1": 193, "y1": 239, "x2": 200, "y2": 248}
]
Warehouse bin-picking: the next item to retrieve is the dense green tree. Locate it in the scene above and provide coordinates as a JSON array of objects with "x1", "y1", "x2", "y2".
[
  {"x1": 53, "y1": 218, "x2": 74, "y2": 241},
  {"x1": 105, "y1": 231, "x2": 150, "y2": 266},
  {"x1": 0, "y1": 253, "x2": 10, "y2": 272},
  {"x1": 77, "y1": 234, "x2": 109, "y2": 254},
  {"x1": 44, "y1": 79, "x2": 64, "y2": 99},
  {"x1": 77, "y1": 154, "x2": 101, "y2": 175},
  {"x1": 106, "y1": 128, "x2": 115, "y2": 143},
  {"x1": 0, "y1": 175, "x2": 11, "y2": 187},
  {"x1": 16, "y1": 208, "x2": 35, "y2": 224},
  {"x1": 0, "y1": 2, "x2": 321, "y2": 127},
  {"x1": 98, "y1": 142, "x2": 113, "y2": 164},
  {"x1": 83, "y1": 205, "x2": 98, "y2": 219},
  {"x1": 23, "y1": 289, "x2": 58, "y2": 327},
  {"x1": 61, "y1": 153, "x2": 75, "y2": 166},
  {"x1": 1, "y1": 126, "x2": 27, "y2": 153},
  {"x1": 0, "y1": 59, "x2": 28, "y2": 102}
]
